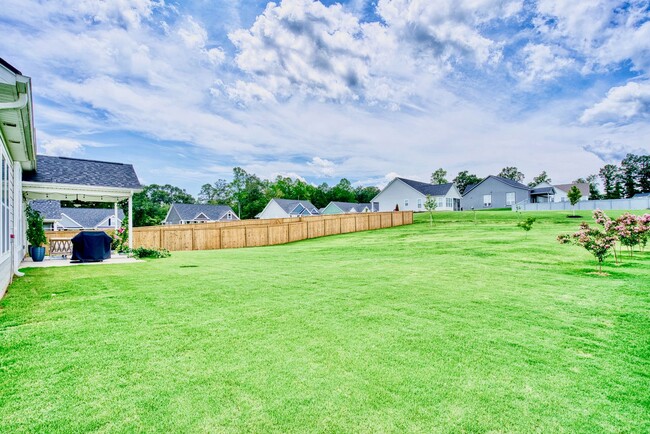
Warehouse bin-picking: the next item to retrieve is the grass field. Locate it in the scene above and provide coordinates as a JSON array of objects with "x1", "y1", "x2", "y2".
[{"x1": 1, "y1": 211, "x2": 649, "y2": 432}]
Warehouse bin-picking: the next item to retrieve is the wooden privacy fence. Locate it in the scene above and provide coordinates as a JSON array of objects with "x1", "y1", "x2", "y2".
[
  {"x1": 132, "y1": 211, "x2": 413, "y2": 252},
  {"x1": 44, "y1": 229, "x2": 115, "y2": 256}
]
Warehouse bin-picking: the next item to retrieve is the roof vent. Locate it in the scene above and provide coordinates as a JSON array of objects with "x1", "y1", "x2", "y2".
[
  {"x1": 2, "y1": 122, "x2": 17, "y2": 128},
  {"x1": 8, "y1": 139, "x2": 20, "y2": 144}
]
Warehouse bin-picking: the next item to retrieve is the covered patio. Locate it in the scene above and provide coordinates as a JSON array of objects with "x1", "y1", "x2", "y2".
[{"x1": 22, "y1": 155, "x2": 142, "y2": 260}]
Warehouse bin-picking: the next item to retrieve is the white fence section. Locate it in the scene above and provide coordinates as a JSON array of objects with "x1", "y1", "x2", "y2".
[{"x1": 513, "y1": 197, "x2": 650, "y2": 212}]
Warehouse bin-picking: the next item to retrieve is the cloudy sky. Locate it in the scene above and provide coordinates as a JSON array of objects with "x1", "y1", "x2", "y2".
[{"x1": 1, "y1": 0, "x2": 649, "y2": 194}]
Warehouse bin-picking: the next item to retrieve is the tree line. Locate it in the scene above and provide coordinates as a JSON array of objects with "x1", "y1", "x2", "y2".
[
  {"x1": 131, "y1": 167, "x2": 380, "y2": 226},
  {"x1": 431, "y1": 153, "x2": 649, "y2": 199}
]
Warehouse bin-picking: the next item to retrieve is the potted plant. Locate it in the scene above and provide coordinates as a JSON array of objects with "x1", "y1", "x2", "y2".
[{"x1": 26, "y1": 205, "x2": 47, "y2": 262}]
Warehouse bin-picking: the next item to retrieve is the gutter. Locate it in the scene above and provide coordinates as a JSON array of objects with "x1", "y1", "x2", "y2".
[{"x1": 0, "y1": 92, "x2": 28, "y2": 110}]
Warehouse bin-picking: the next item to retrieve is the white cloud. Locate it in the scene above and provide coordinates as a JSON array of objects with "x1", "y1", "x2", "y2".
[
  {"x1": 40, "y1": 139, "x2": 84, "y2": 157},
  {"x1": 583, "y1": 140, "x2": 647, "y2": 163},
  {"x1": 580, "y1": 81, "x2": 650, "y2": 124},
  {"x1": 515, "y1": 43, "x2": 575, "y2": 86},
  {"x1": 308, "y1": 157, "x2": 336, "y2": 177}
]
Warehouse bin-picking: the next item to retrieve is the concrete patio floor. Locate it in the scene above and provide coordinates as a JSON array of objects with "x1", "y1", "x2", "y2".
[{"x1": 20, "y1": 254, "x2": 142, "y2": 268}]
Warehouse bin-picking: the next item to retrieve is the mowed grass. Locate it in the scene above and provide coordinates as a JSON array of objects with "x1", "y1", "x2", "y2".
[{"x1": 1, "y1": 211, "x2": 649, "y2": 433}]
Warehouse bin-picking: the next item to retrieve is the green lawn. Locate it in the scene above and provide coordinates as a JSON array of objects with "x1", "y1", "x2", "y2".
[{"x1": 1, "y1": 211, "x2": 649, "y2": 433}]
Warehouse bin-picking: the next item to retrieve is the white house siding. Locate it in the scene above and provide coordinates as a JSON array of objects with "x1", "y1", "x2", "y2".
[
  {"x1": 257, "y1": 200, "x2": 290, "y2": 219},
  {"x1": 0, "y1": 144, "x2": 20, "y2": 298},
  {"x1": 373, "y1": 179, "x2": 459, "y2": 212}
]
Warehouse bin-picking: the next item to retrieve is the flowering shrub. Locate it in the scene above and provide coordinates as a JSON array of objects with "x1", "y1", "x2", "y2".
[
  {"x1": 612, "y1": 212, "x2": 650, "y2": 256},
  {"x1": 112, "y1": 223, "x2": 129, "y2": 253},
  {"x1": 557, "y1": 222, "x2": 618, "y2": 272}
]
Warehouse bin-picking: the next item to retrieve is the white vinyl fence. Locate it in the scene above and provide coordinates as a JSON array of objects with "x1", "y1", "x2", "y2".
[{"x1": 514, "y1": 197, "x2": 650, "y2": 212}]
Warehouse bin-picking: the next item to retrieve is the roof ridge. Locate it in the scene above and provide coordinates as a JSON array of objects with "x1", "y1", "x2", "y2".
[{"x1": 40, "y1": 155, "x2": 132, "y2": 167}]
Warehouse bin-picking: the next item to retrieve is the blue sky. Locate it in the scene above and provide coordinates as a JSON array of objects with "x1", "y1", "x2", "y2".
[{"x1": 1, "y1": 0, "x2": 649, "y2": 195}]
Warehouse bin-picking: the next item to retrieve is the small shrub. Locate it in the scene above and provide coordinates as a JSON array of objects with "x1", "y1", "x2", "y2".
[
  {"x1": 558, "y1": 222, "x2": 617, "y2": 273},
  {"x1": 129, "y1": 247, "x2": 171, "y2": 259},
  {"x1": 516, "y1": 217, "x2": 536, "y2": 238}
]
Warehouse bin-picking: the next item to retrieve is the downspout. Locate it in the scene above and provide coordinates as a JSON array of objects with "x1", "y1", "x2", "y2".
[{"x1": 0, "y1": 93, "x2": 28, "y2": 110}]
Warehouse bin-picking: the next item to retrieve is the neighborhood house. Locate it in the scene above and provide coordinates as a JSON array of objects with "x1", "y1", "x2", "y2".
[
  {"x1": 164, "y1": 203, "x2": 239, "y2": 225},
  {"x1": 461, "y1": 175, "x2": 530, "y2": 209},
  {"x1": 321, "y1": 201, "x2": 376, "y2": 214},
  {"x1": 256, "y1": 198, "x2": 320, "y2": 219},
  {"x1": 30, "y1": 199, "x2": 124, "y2": 230},
  {"x1": 372, "y1": 177, "x2": 461, "y2": 212}
]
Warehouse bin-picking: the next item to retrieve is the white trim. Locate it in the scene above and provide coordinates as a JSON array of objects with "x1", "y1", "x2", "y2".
[
  {"x1": 59, "y1": 212, "x2": 84, "y2": 229},
  {"x1": 162, "y1": 204, "x2": 174, "y2": 224},
  {"x1": 22, "y1": 181, "x2": 142, "y2": 202}
]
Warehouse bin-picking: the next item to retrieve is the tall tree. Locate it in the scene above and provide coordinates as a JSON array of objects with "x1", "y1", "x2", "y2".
[
  {"x1": 620, "y1": 154, "x2": 640, "y2": 198},
  {"x1": 329, "y1": 178, "x2": 356, "y2": 203},
  {"x1": 599, "y1": 164, "x2": 623, "y2": 199},
  {"x1": 498, "y1": 166, "x2": 525, "y2": 183},
  {"x1": 453, "y1": 171, "x2": 482, "y2": 195},
  {"x1": 131, "y1": 184, "x2": 195, "y2": 226},
  {"x1": 430, "y1": 168, "x2": 448, "y2": 185},
  {"x1": 354, "y1": 186, "x2": 380, "y2": 204},
  {"x1": 198, "y1": 179, "x2": 231, "y2": 204},
  {"x1": 586, "y1": 174, "x2": 602, "y2": 200},
  {"x1": 229, "y1": 167, "x2": 270, "y2": 219},
  {"x1": 528, "y1": 171, "x2": 551, "y2": 187}
]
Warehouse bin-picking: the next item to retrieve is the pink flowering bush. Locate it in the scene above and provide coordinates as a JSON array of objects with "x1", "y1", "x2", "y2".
[
  {"x1": 112, "y1": 221, "x2": 129, "y2": 253},
  {"x1": 558, "y1": 222, "x2": 618, "y2": 272},
  {"x1": 611, "y1": 212, "x2": 650, "y2": 256}
]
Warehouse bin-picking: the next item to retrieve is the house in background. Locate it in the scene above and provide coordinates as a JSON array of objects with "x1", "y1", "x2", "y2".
[
  {"x1": 321, "y1": 201, "x2": 374, "y2": 214},
  {"x1": 634, "y1": 192, "x2": 650, "y2": 198},
  {"x1": 256, "y1": 198, "x2": 319, "y2": 219},
  {"x1": 461, "y1": 176, "x2": 530, "y2": 209},
  {"x1": 29, "y1": 199, "x2": 62, "y2": 230},
  {"x1": 529, "y1": 182, "x2": 590, "y2": 203},
  {"x1": 163, "y1": 203, "x2": 239, "y2": 225},
  {"x1": 372, "y1": 177, "x2": 461, "y2": 212},
  {"x1": 59, "y1": 207, "x2": 124, "y2": 230}
]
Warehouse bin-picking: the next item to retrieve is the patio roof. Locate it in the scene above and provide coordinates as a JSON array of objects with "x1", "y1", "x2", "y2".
[{"x1": 22, "y1": 155, "x2": 142, "y2": 202}]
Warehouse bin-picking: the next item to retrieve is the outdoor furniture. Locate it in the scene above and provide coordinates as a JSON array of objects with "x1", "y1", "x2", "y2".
[
  {"x1": 49, "y1": 237, "x2": 73, "y2": 257},
  {"x1": 71, "y1": 231, "x2": 112, "y2": 262}
]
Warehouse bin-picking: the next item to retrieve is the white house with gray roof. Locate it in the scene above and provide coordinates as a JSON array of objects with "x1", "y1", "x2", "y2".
[
  {"x1": 163, "y1": 203, "x2": 239, "y2": 225},
  {"x1": 0, "y1": 57, "x2": 142, "y2": 297},
  {"x1": 372, "y1": 177, "x2": 461, "y2": 212},
  {"x1": 256, "y1": 198, "x2": 320, "y2": 219}
]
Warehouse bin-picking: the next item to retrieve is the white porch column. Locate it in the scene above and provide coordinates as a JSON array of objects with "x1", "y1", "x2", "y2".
[
  {"x1": 113, "y1": 202, "x2": 119, "y2": 231},
  {"x1": 128, "y1": 192, "x2": 133, "y2": 251}
]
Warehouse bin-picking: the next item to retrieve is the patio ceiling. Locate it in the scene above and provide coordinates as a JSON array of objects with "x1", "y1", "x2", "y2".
[{"x1": 22, "y1": 181, "x2": 135, "y2": 203}]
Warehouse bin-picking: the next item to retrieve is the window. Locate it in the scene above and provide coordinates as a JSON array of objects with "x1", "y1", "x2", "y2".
[
  {"x1": 417, "y1": 198, "x2": 422, "y2": 209},
  {"x1": 446, "y1": 198, "x2": 453, "y2": 208},
  {"x1": 226, "y1": 212, "x2": 233, "y2": 220},
  {"x1": 483, "y1": 194, "x2": 492, "y2": 207},
  {"x1": 437, "y1": 197, "x2": 444, "y2": 208},
  {"x1": 1, "y1": 150, "x2": 11, "y2": 256},
  {"x1": 404, "y1": 199, "x2": 409, "y2": 207},
  {"x1": 506, "y1": 192, "x2": 516, "y2": 206}
]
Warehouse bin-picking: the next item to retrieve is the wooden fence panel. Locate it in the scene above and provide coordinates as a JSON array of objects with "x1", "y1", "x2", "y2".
[
  {"x1": 340, "y1": 216, "x2": 356, "y2": 233},
  {"x1": 268, "y1": 225, "x2": 289, "y2": 245},
  {"x1": 392, "y1": 212, "x2": 403, "y2": 226},
  {"x1": 222, "y1": 227, "x2": 246, "y2": 249},
  {"x1": 380, "y1": 213, "x2": 393, "y2": 228},
  {"x1": 307, "y1": 220, "x2": 325, "y2": 238},
  {"x1": 164, "y1": 228, "x2": 193, "y2": 251},
  {"x1": 368, "y1": 214, "x2": 381, "y2": 230},
  {"x1": 193, "y1": 228, "x2": 221, "y2": 250},
  {"x1": 354, "y1": 214, "x2": 369, "y2": 232},
  {"x1": 246, "y1": 226, "x2": 268, "y2": 247},
  {"x1": 324, "y1": 218, "x2": 341, "y2": 236},
  {"x1": 288, "y1": 223, "x2": 307, "y2": 242}
]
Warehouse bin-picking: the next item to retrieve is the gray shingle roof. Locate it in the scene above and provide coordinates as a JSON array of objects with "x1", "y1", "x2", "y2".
[
  {"x1": 634, "y1": 192, "x2": 650, "y2": 198},
  {"x1": 23, "y1": 155, "x2": 141, "y2": 189},
  {"x1": 554, "y1": 183, "x2": 589, "y2": 197},
  {"x1": 61, "y1": 207, "x2": 124, "y2": 229},
  {"x1": 531, "y1": 186, "x2": 555, "y2": 195},
  {"x1": 397, "y1": 178, "x2": 453, "y2": 196},
  {"x1": 29, "y1": 200, "x2": 62, "y2": 220},
  {"x1": 330, "y1": 201, "x2": 371, "y2": 212},
  {"x1": 169, "y1": 203, "x2": 237, "y2": 221},
  {"x1": 272, "y1": 198, "x2": 319, "y2": 215},
  {"x1": 463, "y1": 176, "x2": 530, "y2": 195}
]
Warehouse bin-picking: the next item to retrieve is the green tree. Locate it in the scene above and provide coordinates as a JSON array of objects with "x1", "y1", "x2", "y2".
[
  {"x1": 198, "y1": 179, "x2": 231, "y2": 204},
  {"x1": 453, "y1": 171, "x2": 482, "y2": 194},
  {"x1": 567, "y1": 185, "x2": 582, "y2": 216},
  {"x1": 620, "y1": 154, "x2": 640, "y2": 198},
  {"x1": 230, "y1": 167, "x2": 270, "y2": 219},
  {"x1": 498, "y1": 166, "x2": 525, "y2": 183},
  {"x1": 329, "y1": 178, "x2": 356, "y2": 203},
  {"x1": 430, "y1": 168, "x2": 448, "y2": 185},
  {"x1": 424, "y1": 195, "x2": 437, "y2": 227},
  {"x1": 599, "y1": 164, "x2": 623, "y2": 199},
  {"x1": 354, "y1": 186, "x2": 380, "y2": 204},
  {"x1": 131, "y1": 184, "x2": 195, "y2": 226},
  {"x1": 516, "y1": 217, "x2": 536, "y2": 238},
  {"x1": 528, "y1": 171, "x2": 551, "y2": 187}
]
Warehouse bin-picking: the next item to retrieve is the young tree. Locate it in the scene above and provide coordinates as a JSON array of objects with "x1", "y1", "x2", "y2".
[
  {"x1": 424, "y1": 195, "x2": 437, "y2": 226},
  {"x1": 528, "y1": 171, "x2": 551, "y2": 187},
  {"x1": 567, "y1": 185, "x2": 582, "y2": 216},
  {"x1": 516, "y1": 217, "x2": 536, "y2": 238},
  {"x1": 430, "y1": 168, "x2": 448, "y2": 184},
  {"x1": 453, "y1": 171, "x2": 482, "y2": 194},
  {"x1": 498, "y1": 166, "x2": 525, "y2": 183}
]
